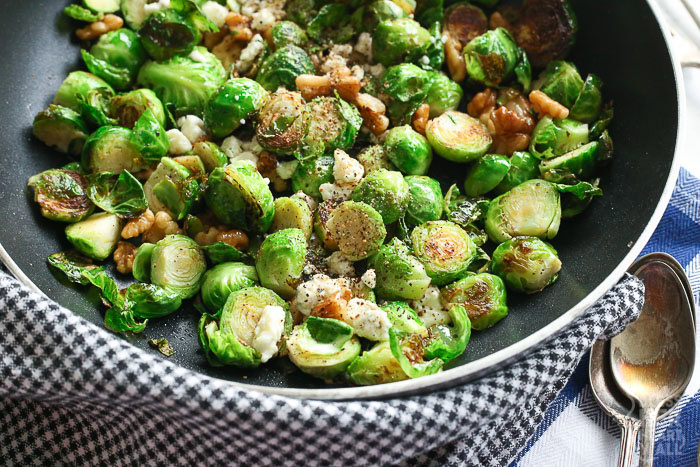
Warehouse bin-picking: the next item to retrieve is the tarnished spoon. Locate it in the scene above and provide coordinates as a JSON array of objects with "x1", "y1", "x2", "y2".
[{"x1": 610, "y1": 257, "x2": 696, "y2": 466}]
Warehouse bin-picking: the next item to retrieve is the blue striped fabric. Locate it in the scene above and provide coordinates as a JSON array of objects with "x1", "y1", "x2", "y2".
[{"x1": 514, "y1": 168, "x2": 700, "y2": 466}]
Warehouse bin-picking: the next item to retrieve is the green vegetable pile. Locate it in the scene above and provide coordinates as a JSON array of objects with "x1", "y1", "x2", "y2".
[{"x1": 29, "y1": 0, "x2": 612, "y2": 386}]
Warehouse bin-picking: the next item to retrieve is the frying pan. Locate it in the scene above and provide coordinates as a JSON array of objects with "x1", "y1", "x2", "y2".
[{"x1": 0, "y1": 0, "x2": 683, "y2": 400}]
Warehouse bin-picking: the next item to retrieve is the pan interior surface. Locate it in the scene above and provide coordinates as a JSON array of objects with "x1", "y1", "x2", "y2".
[{"x1": 0, "y1": 0, "x2": 678, "y2": 397}]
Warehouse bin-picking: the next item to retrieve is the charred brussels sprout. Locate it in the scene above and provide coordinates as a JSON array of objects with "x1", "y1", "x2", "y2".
[
  {"x1": 425, "y1": 73, "x2": 464, "y2": 118},
  {"x1": 347, "y1": 341, "x2": 408, "y2": 385},
  {"x1": 463, "y1": 154, "x2": 511, "y2": 197},
  {"x1": 539, "y1": 141, "x2": 598, "y2": 184},
  {"x1": 351, "y1": 170, "x2": 409, "y2": 225},
  {"x1": 303, "y1": 95, "x2": 362, "y2": 158},
  {"x1": 269, "y1": 21, "x2": 308, "y2": 49},
  {"x1": 33, "y1": 105, "x2": 88, "y2": 156},
  {"x1": 150, "y1": 234, "x2": 207, "y2": 299},
  {"x1": 256, "y1": 228, "x2": 307, "y2": 299},
  {"x1": 201, "y1": 262, "x2": 259, "y2": 312},
  {"x1": 327, "y1": 201, "x2": 387, "y2": 261},
  {"x1": 291, "y1": 154, "x2": 334, "y2": 198},
  {"x1": 441, "y1": 273, "x2": 508, "y2": 330},
  {"x1": 110, "y1": 88, "x2": 166, "y2": 129},
  {"x1": 65, "y1": 212, "x2": 123, "y2": 261},
  {"x1": 405, "y1": 175, "x2": 443, "y2": 226},
  {"x1": 373, "y1": 18, "x2": 432, "y2": 67},
  {"x1": 143, "y1": 157, "x2": 199, "y2": 220},
  {"x1": 137, "y1": 47, "x2": 226, "y2": 117},
  {"x1": 204, "y1": 78, "x2": 269, "y2": 138},
  {"x1": 388, "y1": 328, "x2": 444, "y2": 378},
  {"x1": 256, "y1": 45, "x2": 315, "y2": 92},
  {"x1": 485, "y1": 179, "x2": 561, "y2": 243},
  {"x1": 28, "y1": 169, "x2": 94, "y2": 223},
  {"x1": 138, "y1": 8, "x2": 200, "y2": 61},
  {"x1": 86, "y1": 170, "x2": 147, "y2": 219},
  {"x1": 529, "y1": 117, "x2": 589, "y2": 159},
  {"x1": 369, "y1": 238, "x2": 431, "y2": 301},
  {"x1": 410, "y1": 221, "x2": 477, "y2": 286},
  {"x1": 256, "y1": 91, "x2": 310, "y2": 155},
  {"x1": 384, "y1": 125, "x2": 433, "y2": 176},
  {"x1": 271, "y1": 197, "x2": 314, "y2": 239},
  {"x1": 126, "y1": 283, "x2": 182, "y2": 318},
  {"x1": 463, "y1": 28, "x2": 531, "y2": 89},
  {"x1": 442, "y1": 2, "x2": 488, "y2": 47},
  {"x1": 205, "y1": 161, "x2": 275, "y2": 233},
  {"x1": 426, "y1": 111, "x2": 492, "y2": 163},
  {"x1": 494, "y1": 151, "x2": 539, "y2": 194},
  {"x1": 491, "y1": 236, "x2": 562, "y2": 293},
  {"x1": 81, "y1": 28, "x2": 146, "y2": 90},
  {"x1": 534, "y1": 61, "x2": 584, "y2": 109},
  {"x1": 356, "y1": 145, "x2": 396, "y2": 174},
  {"x1": 81, "y1": 126, "x2": 148, "y2": 174},
  {"x1": 54, "y1": 71, "x2": 114, "y2": 112}
]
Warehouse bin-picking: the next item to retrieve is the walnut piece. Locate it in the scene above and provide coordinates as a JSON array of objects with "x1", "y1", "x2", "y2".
[
  {"x1": 113, "y1": 242, "x2": 136, "y2": 275},
  {"x1": 194, "y1": 226, "x2": 249, "y2": 250},
  {"x1": 411, "y1": 104, "x2": 430, "y2": 136},
  {"x1": 529, "y1": 90, "x2": 570, "y2": 120},
  {"x1": 445, "y1": 38, "x2": 467, "y2": 83},
  {"x1": 76, "y1": 14, "x2": 123, "y2": 41},
  {"x1": 121, "y1": 209, "x2": 155, "y2": 239},
  {"x1": 225, "y1": 12, "x2": 254, "y2": 42},
  {"x1": 142, "y1": 211, "x2": 183, "y2": 244},
  {"x1": 257, "y1": 151, "x2": 288, "y2": 192}
]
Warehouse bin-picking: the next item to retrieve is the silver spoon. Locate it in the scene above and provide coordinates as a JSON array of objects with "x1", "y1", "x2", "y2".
[{"x1": 610, "y1": 257, "x2": 696, "y2": 466}]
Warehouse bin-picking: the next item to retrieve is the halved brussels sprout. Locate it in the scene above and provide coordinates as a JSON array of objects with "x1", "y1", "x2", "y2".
[
  {"x1": 291, "y1": 154, "x2": 334, "y2": 198},
  {"x1": 570, "y1": 74, "x2": 603, "y2": 123},
  {"x1": 441, "y1": 273, "x2": 508, "y2": 330},
  {"x1": 172, "y1": 155, "x2": 206, "y2": 180},
  {"x1": 425, "y1": 72, "x2": 464, "y2": 118},
  {"x1": 327, "y1": 201, "x2": 387, "y2": 261},
  {"x1": 347, "y1": 341, "x2": 408, "y2": 385},
  {"x1": 81, "y1": 126, "x2": 148, "y2": 174},
  {"x1": 350, "y1": 169, "x2": 409, "y2": 225},
  {"x1": 287, "y1": 317, "x2": 361, "y2": 380},
  {"x1": 255, "y1": 228, "x2": 307, "y2": 299},
  {"x1": 83, "y1": 0, "x2": 119, "y2": 13},
  {"x1": 389, "y1": 328, "x2": 444, "y2": 378},
  {"x1": 193, "y1": 142, "x2": 229, "y2": 173},
  {"x1": 269, "y1": 20, "x2": 309, "y2": 49},
  {"x1": 463, "y1": 154, "x2": 511, "y2": 197},
  {"x1": 256, "y1": 45, "x2": 315, "y2": 92},
  {"x1": 33, "y1": 105, "x2": 88, "y2": 156},
  {"x1": 384, "y1": 125, "x2": 433, "y2": 176},
  {"x1": 303, "y1": 95, "x2": 363, "y2": 158},
  {"x1": 121, "y1": 0, "x2": 154, "y2": 29},
  {"x1": 144, "y1": 157, "x2": 199, "y2": 220},
  {"x1": 29, "y1": 169, "x2": 93, "y2": 223},
  {"x1": 76, "y1": 89, "x2": 117, "y2": 130},
  {"x1": 150, "y1": 234, "x2": 207, "y2": 299},
  {"x1": 369, "y1": 238, "x2": 431, "y2": 301},
  {"x1": 139, "y1": 8, "x2": 200, "y2": 61},
  {"x1": 380, "y1": 64, "x2": 432, "y2": 105},
  {"x1": 81, "y1": 28, "x2": 146, "y2": 90},
  {"x1": 405, "y1": 175, "x2": 443, "y2": 226},
  {"x1": 86, "y1": 170, "x2": 148, "y2": 219},
  {"x1": 463, "y1": 28, "x2": 530, "y2": 89},
  {"x1": 494, "y1": 151, "x2": 539, "y2": 194},
  {"x1": 47, "y1": 251, "x2": 103, "y2": 285},
  {"x1": 534, "y1": 61, "x2": 584, "y2": 109},
  {"x1": 358, "y1": 0, "x2": 407, "y2": 32},
  {"x1": 491, "y1": 236, "x2": 562, "y2": 294},
  {"x1": 204, "y1": 78, "x2": 269, "y2": 138},
  {"x1": 442, "y1": 2, "x2": 487, "y2": 47},
  {"x1": 410, "y1": 220, "x2": 477, "y2": 286},
  {"x1": 132, "y1": 242, "x2": 155, "y2": 282},
  {"x1": 134, "y1": 108, "x2": 170, "y2": 164},
  {"x1": 372, "y1": 18, "x2": 432, "y2": 66},
  {"x1": 314, "y1": 199, "x2": 340, "y2": 251},
  {"x1": 54, "y1": 71, "x2": 114, "y2": 112},
  {"x1": 382, "y1": 302, "x2": 427, "y2": 335},
  {"x1": 201, "y1": 262, "x2": 259, "y2": 312},
  {"x1": 425, "y1": 111, "x2": 491, "y2": 163},
  {"x1": 529, "y1": 117, "x2": 589, "y2": 159},
  {"x1": 256, "y1": 91, "x2": 310, "y2": 155},
  {"x1": 110, "y1": 88, "x2": 166, "y2": 129},
  {"x1": 485, "y1": 179, "x2": 561, "y2": 243},
  {"x1": 540, "y1": 141, "x2": 599, "y2": 184},
  {"x1": 271, "y1": 197, "x2": 314, "y2": 239},
  {"x1": 137, "y1": 47, "x2": 227, "y2": 117},
  {"x1": 356, "y1": 145, "x2": 396, "y2": 174},
  {"x1": 423, "y1": 304, "x2": 471, "y2": 363},
  {"x1": 205, "y1": 161, "x2": 275, "y2": 233},
  {"x1": 65, "y1": 212, "x2": 123, "y2": 261},
  {"x1": 126, "y1": 283, "x2": 182, "y2": 318}
]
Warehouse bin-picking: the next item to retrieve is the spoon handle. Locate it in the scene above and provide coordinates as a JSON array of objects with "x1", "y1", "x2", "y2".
[
  {"x1": 617, "y1": 418, "x2": 640, "y2": 467},
  {"x1": 639, "y1": 407, "x2": 659, "y2": 466}
]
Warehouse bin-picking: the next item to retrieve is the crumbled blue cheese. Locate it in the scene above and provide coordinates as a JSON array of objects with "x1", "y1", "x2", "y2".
[
  {"x1": 411, "y1": 286, "x2": 452, "y2": 328},
  {"x1": 189, "y1": 49, "x2": 207, "y2": 63},
  {"x1": 236, "y1": 34, "x2": 266, "y2": 74},
  {"x1": 319, "y1": 150, "x2": 365, "y2": 201},
  {"x1": 144, "y1": 0, "x2": 171, "y2": 15},
  {"x1": 251, "y1": 8, "x2": 277, "y2": 31},
  {"x1": 252, "y1": 305, "x2": 286, "y2": 363},
  {"x1": 221, "y1": 135, "x2": 258, "y2": 165},
  {"x1": 276, "y1": 160, "x2": 298, "y2": 180},
  {"x1": 355, "y1": 32, "x2": 372, "y2": 60},
  {"x1": 295, "y1": 274, "x2": 351, "y2": 316},
  {"x1": 326, "y1": 252, "x2": 356, "y2": 277},
  {"x1": 319, "y1": 183, "x2": 353, "y2": 202},
  {"x1": 345, "y1": 298, "x2": 391, "y2": 341},
  {"x1": 166, "y1": 129, "x2": 192, "y2": 155},
  {"x1": 201, "y1": 1, "x2": 230, "y2": 28},
  {"x1": 177, "y1": 115, "x2": 207, "y2": 144},
  {"x1": 361, "y1": 269, "x2": 376, "y2": 289}
]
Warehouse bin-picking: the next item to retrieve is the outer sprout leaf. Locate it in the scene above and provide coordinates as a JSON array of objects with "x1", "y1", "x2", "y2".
[
  {"x1": 86, "y1": 170, "x2": 148, "y2": 219},
  {"x1": 47, "y1": 251, "x2": 104, "y2": 285},
  {"x1": 64, "y1": 5, "x2": 104, "y2": 22},
  {"x1": 82, "y1": 269, "x2": 148, "y2": 333},
  {"x1": 388, "y1": 329, "x2": 444, "y2": 378},
  {"x1": 198, "y1": 314, "x2": 262, "y2": 367},
  {"x1": 556, "y1": 180, "x2": 603, "y2": 218},
  {"x1": 133, "y1": 109, "x2": 169, "y2": 163},
  {"x1": 126, "y1": 283, "x2": 182, "y2": 318},
  {"x1": 305, "y1": 316, "x2": 353, "y2": 345},
  {"x1": 424, "y1": 305, "x2": 471, "y2": 362},
  {"x1": 202, "y1": 242, "x2": 250, "y2": 265},
  {"x1": 149, "y1": 338, "x2": 175, "y2": 357},
  {"x1": 81, "y1": 50, "x2": 133, "y2": 91}
]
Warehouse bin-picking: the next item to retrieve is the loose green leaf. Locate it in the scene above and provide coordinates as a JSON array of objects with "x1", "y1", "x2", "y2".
[
  {"x1": 64, "y1": 5, "x2": 103, "y2": 22},
  {"x1": 81, "y1": 50, "x2": 133, "y2": 91},
  {"x1": 424, "y1": 305, "x2": 471, "y2": 363},
  {"x1": 556, "y1": 180, "x2": 603, "y2": 218},
  {"x1": 170, "y1": 0, "x2": 220, "y2": 33},
  {"x1": 82, "y1": 269, "x2": 148, "y2": 333},
  {"x1": 306, "y1": 316, "x2": 353, "y2": 345},
  {"x1": 86, "y1": 171, "x2": 148, "y2": 218},
  {"x1": 133, "y1": 109, "x2": 170, "y2": 162},
  {"x1": 443, "y1": 184, "x2": 489, "y2": 228},
  {"x1": 47, "y1": 251, "x2": 104, "y2": 285},
  {"x1": 201, "y1": 242, "x2": 250, "y2": 265},
  {"x1": 149, "y1": 338, "x2": 175, "y2": 357}
]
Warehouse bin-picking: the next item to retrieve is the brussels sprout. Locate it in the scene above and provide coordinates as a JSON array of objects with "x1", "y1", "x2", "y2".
[
  {"x1": 442, "y1": 2, "x2": 487, "y2": 47},
  {"x1": 314, "y1": 199, "x2": 340, "y2": 251},
  {"x1": 144, "y1": 157, "x2": 199, "y2": 220},
  {"x1": 380, "y1": 64, "x2": 432, "y2": 105},
  {"x1": 86, "y1": 170, "x2": 148, "y2": 219},
  {"x1": 132, "y1": 242, "x2": 155, "y2": 282},
  {"x1": 443, "y1": 184, "x2": 489, "y2": 228},
  {"x1": 303, "y1": 95, "x2": 363, "y2": 158},
  {"x1": 557, "y1": 180, "x2": 603, "y2": 218},
  {"x1": 287, "y1": 317, "x2": 361, "y2": 380},
  {"x1": 47, "y1": 251, "x2": 103, "y2": 285},
  {"x1": 410, "y1": 220, "x2": 477, "y2": 286},
  {"x1": 373, "y1": 18, "x2": 432, "y2": 66},
  {"x1": 76, "y1": 89, "x2": 117, "y2": 130},
  {"x1": 529, "y1": 117, "x2": 589, "y2": 159},
  {"x1": 383, "y1": 126, "x2": 433, "y2": 176},
  {"x1": 463, "y1": 28, "x2": 530, "y2": 89},
  {"x1": 54, "y1": 71, "x2": 114, "y2": 113},
  {"x1": 110, "y1": 88, "x2": 166, "y2": 129},
  {"x1": 133, "y1": 109, "x2": 170, "y2": 163},
  {"x1": 307, "y1": 3, "x2": 354, "y2": 43},
  {"x1": 150, "y1": 234, "x2": 207, "y2": 299},
  {"x1": 126, "y1": 283, "x2": 182, "y2": 318},
  {"x1": 256, "y1": 45, "x2": 315, "y2": 92},
  {"x1": 81, "y1": 126, "x2": 147, "y2": 175},
  {"x1": 425, "y1": 73, "x2": 464, "y2": 118},
  {"x1": 193, "y1": 142, "x2": 229, "y2": 173},
  {"x1": 351, "y1": 170, "x2": 409, "y2": 225},
  {"x1": 358, "y1": 0, "x2": 407, "y2": 31},
  {"x1": 491, "y1": 236, "x2": 562, "y2": 294},
  {"x1": 463, "y1": 154, "x2": 511, "y2": 197},
  {"x1": 425, "y1": 111, "x2": 492, "y2": 163},
  {"x1": 32, "y1": 105, "x2": 88, "y2": 156},
  {"x1": 326, "y1": 201, "x2": 387, "y2": 261},
  {"x1": 64, "y1": 5, "x2": 104, "y2": 22},
  {"x1": 201, "y1": 262, "x2": 259, "y2": 312},
  {"x1": 347, "y1": 341, "x2": 408, "y2": 385},
  {"x1": 120, "y1": 0, "x2": 154, "y2": 29},
  {"x1": 256, "y1": 91, "x2": 310, "y2": 155},
  {"x1": 204, "y1": 78, "x2": 269, "y2": 138},
  {"x1": 65, "y1": 212, "x2": 123, "y2": 261},
  {"x1": 205, "y1": 161, "x2": 275, "y2": 233},
  {"x1": 83, "y1": 268, "x2": 148, "y2": 333},
  {"x1": 539, "y1": 141, "x2": 599, "y2": 184},
  {"x1": 269, "y1": 20, "x2": 308, "y2": 49},
  {"x1": 494, "y1": 151, "x2": 539, "y2": 194},
  {"x1": 271, "y1": 197, "x2": 314, "y2": 239},
  {"x1": 441, "y1": 273, "x2": 508, "y2": 330},
  {"x1": 255, "y1": 228, "x2": 307, "y2": 299},
  {"x1": 423, "y1": 304, "x2": 471, "y2": 362},
  {"x1": 485, "y1": 179, "x2": 561, "y2": 243},
  {"x1": 83, "y1": 0, "x2": 119, "y2": 13},
  {"x1": 138, "y1": 9, "x2": 200, "y2": 61},
  {"x1": 404, "y1": 175, "x2": 443, "y2": 226},
  {"x1": 570, "y1": 74, "x2": 603, "y2": 123},
  {"x1": 137, "y1": 47, "x2": 227, "y2": 117},
  {"x1": 291, "y1": 154, "x2": 334, "y2": 198},
  {"x1": 81, "y1": 29, "x2": 146, "y2": 90},
  {"x1": 382, "y1": 302, "x2": 427, "y2": 335},
  {"x1": 389, "y1": 329, "x2": 444, "y2": 378},
  {"x1": 356, "y1": 145, "x2": 396, "y2": 174},
  {"x1": 172, "y1": 155, "x2": 206, "y2": 179},
  {"x1": 370, "y1": 238, "x2": 431, "y2": 300},
  {"x1": 534, "y1": 61, "x2": 584, "y2": 109},
  {"x1": 201, "y1": 242, "x2": 249, "y2": 265}
]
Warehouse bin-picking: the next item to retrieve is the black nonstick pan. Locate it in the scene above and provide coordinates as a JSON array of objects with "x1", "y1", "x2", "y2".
[{"x1": 0, "y1": 0, "x2": 683, "y2": 399}]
